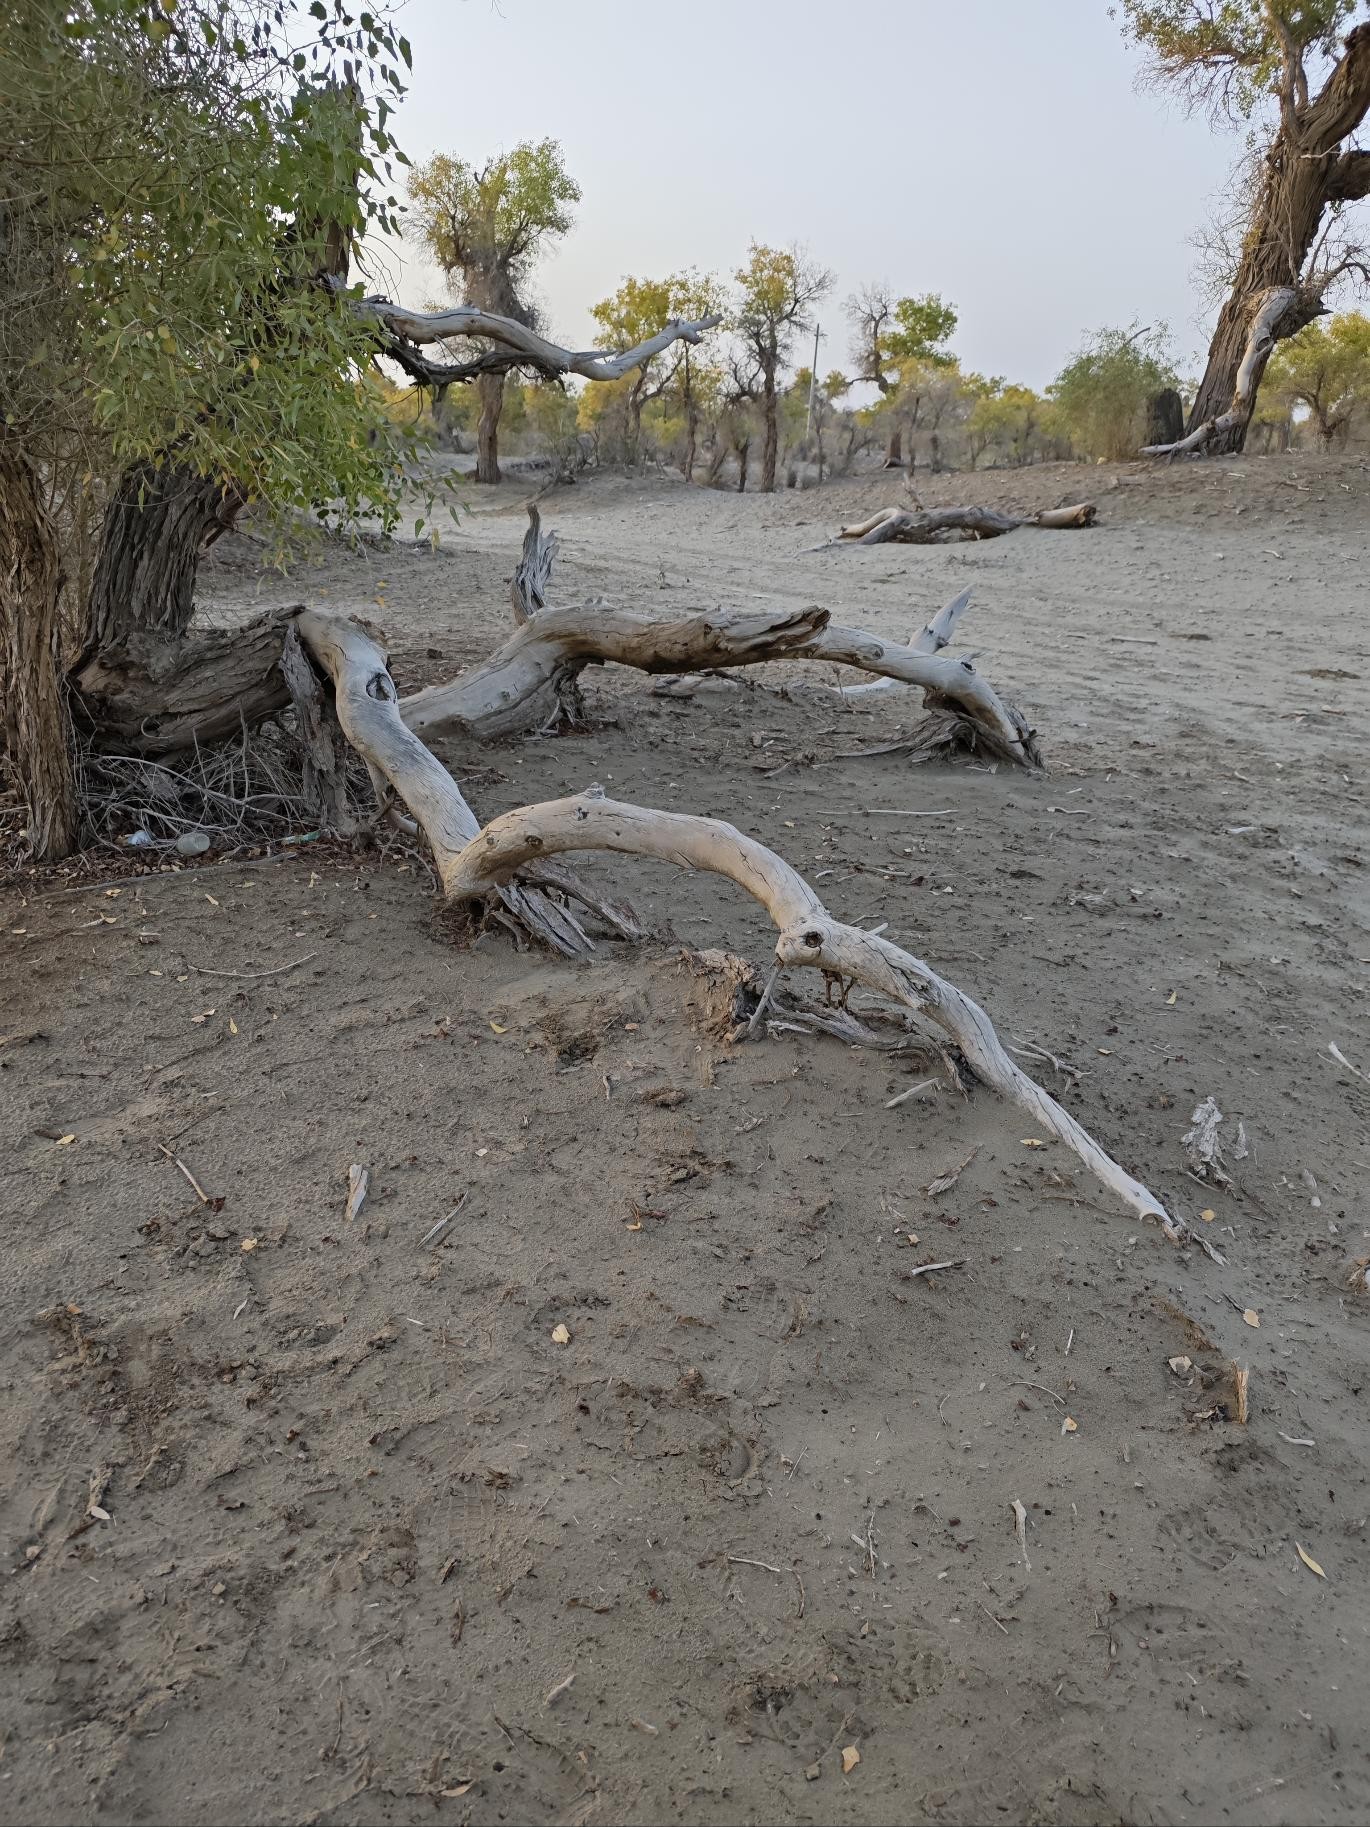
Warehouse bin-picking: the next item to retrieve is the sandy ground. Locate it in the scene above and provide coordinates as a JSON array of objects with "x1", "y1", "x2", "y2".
[{"x1": 2, "y1": 453, "x2": 1369, "y2": 1827}]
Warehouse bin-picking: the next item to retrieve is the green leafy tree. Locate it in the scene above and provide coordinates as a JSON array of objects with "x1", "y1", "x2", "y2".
[
  {"x1": 1050, "y1": 325, "x2": 1180, "y2": 460},
  {"x1": 1, "y1": 0, "x2": 415, "y2": 859},
  {"x1": 408, "y1": 140, "x2": 580, "y2": 483},
  {"x1": 1116, "y1": 1, "x2": 1370, "y2": 452},
  {"x1": 966, "y1": 383, "x2": 1055, "y2": 467},
  {"x1": 845, "y1": 286, "x2": 957, "y2": 465},
  {"x1": 1264, "y1": 309, "x2": 1370, "y2": 442},
  {"x1": 732, "y1": 244, "x2": 831, "y2": 492},
  {"x1": 587, "y1": 270, "x2": 724, "y2": 464}
]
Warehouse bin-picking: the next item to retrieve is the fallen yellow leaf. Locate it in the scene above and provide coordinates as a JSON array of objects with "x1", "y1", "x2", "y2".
[
  {"x1": 1062, "y1": 1415, "x2": 1079, "y2": 1434},
  {"x1": 1166, "y1": 990, "x2": 1177, "y2": 1005},
  {"x1": 1243, "y1": 1308, "x2": 1260, "y2": 1328},
  {"x1": 489, "y1": 1021, "x2": 507, "y2": 1034},
  {"x1": 228, "y1": 1016, "x2": 238, "y2": 1035},
  {"x1": 56, "y1": 1134, "x2": 76, "y2": 1146},
  {"x1": 1295, "y1": 1541, "x2": 1326, "y2": 1578},
  {"x1": 841, "y1": 1746, "x2": 860, "y2": 1775},
  {"x1": 1200, "y1": 1208, "x2": 1215, "y2": 1223},
  {"x1": 241, "y1": 1238, "x2": 258, "y2": 1252},
  {"x1": 551, "y1": 1323, "x2": 570, "y2": 1345},
  {"x1": 1021, "y1": 1137, "x2": 1046, "y2": 1149}
]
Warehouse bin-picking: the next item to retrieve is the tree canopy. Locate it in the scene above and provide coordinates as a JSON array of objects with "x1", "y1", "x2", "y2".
[
  {"x1": 407, "y1": 139, "x2": 580, "y2": 315},
  {"x1": 1264, "y1": 308, "x2": 1370, "y2": 439},
  {"x1": 1115, "y1": 0, "x2": 1360, "y2": 119},
  {"x1": 2, "y1": 0, "x2": 421, "y2": 533}
]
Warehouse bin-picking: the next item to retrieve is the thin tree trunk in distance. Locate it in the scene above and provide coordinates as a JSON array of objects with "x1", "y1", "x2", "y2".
[{"x1": 475, "y1": 372, "x2": 503, "y2": 483}]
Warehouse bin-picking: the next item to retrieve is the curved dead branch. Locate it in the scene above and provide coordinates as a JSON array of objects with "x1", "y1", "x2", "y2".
[
  {"x1": 400, "y1": 599, "x2": 1039, "y2": 766},
  {"x1": 448, "y1": 791, "x2": 1205, "y2": 1249},
  {"x1": 295, "y1": 611, "x2": 637, "y2": 956},
  {"x1": 356, "y1": 295, "x2": 723, "y2": 384}
]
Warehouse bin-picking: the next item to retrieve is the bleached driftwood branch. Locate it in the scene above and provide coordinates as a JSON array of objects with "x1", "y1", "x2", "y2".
[
  {"x1": 1142, "y1": 287, "x2": 1298, "y2": 457},
  {"x1": 815, "y1": 502, "x2": 1098, "y2": 549},
  {"x1": 295, "y1": 612, "x2": 637, "y2": 956},
  {"x1": 399, "y1": 597, "x2": 1039, "y2": 765},
  {"x1": 447, "y1": 791, "x2": 1205, "y2": 1247},
  {"x1": 356, "y1": 294, "x2": 723, "y2": 384}
]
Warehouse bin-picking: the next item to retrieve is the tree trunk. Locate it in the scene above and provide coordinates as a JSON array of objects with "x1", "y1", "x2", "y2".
[
  {"x1": 1179, "y1": 22, "x2": 1370, "y2": 455},
  {"x1": 883, "y1": 424, "x2": 904, "y2": 468},
  {"x1": 760, "y1": 371, "x2": 778, "y2": 493},
  {"x1": 684, "y1": 404, "x2": 698, "y2": 483},
  {"x1": 87, "y1": 461, "x2": 242, "y2": 652},
  {"x1": 0, "y1": 443, "x2": 78, "y2": 860},
  {"x1": 475, "y1": 372, "x2": 503, "y2": 484},
  {"x1": 735, "y1": 439, "x2": 750, "y2": 494}
]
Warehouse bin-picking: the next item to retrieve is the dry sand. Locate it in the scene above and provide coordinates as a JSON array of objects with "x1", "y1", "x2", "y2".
[{"x1": 2, "y1": 454, "x2": 1369, "y2": 1825}]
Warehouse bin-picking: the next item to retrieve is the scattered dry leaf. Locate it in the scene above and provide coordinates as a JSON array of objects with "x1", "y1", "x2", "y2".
[
  {"x1": 551, "y1": 1323, "x2": 571, "y2": 1345},
  {"x1": 228, "y1": 1016, "x2": 238, "y2": 1035},
  {"x1": 1200, "y1": 1208, "x2": 1215, "y2": 1223},
  {"x1": 489, "y1": 1021, "x2": 508, "y2": 1034},
  {"x1": 841, "y1": 1746, "x2": 860, "y2": 1775},
  {"x1": 1295, "y1": 1541, "x2": 1326, "y2": 1579},
  {"x1": 440, "y1": 1783, "x2": 474, "y2": 1798},
  {"x1": 1061, "y1": 1415, "x2": 1079, "y2": 1434},
  {"x1": 1168, "y1": 1355, "x2": 1192, "y2": 1375},
  {"x1": 1166, "y1": 990, "x2": 1177, "y2": 1005},
  {"x1": 88, "y1": 1504, "x2": 111, "y2": 1522},
  {"x1": 240, "y1": 1238, "x2": 258, "y2": 1252},
  {"x1": 56, "y1": 1134, "x2": 76, "y2": 1146},
  {"x1": 1020, "y1": 1138, "x2": 1046, "y2": 1149},
  {"x1": 1243, "y1": 1308, "x2": 1260, "y2": 1328}
]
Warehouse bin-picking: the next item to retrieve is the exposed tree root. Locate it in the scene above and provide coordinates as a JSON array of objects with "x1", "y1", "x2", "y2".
[{"x1": 814, "y1": 502, "x2": 1097, "y2": 548}]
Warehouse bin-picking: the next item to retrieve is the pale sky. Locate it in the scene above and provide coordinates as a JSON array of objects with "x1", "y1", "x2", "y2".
[{"x1": 375, "y1": 0, "x2": 1242, "y2": 390}]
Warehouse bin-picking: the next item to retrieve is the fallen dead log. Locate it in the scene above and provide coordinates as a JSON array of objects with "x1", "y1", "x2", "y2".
[
  {"x1": 815, "y1": 501, "x2": 1097, "y2": 548},
  {"x1": 445, "y1": 789, "x2": 1210, "y2": 1250},
  {"x1": 401, "y1": 595, "x2": 1039, "y2": 767}
]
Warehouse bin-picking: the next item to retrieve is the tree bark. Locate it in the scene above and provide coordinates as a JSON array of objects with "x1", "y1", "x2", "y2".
[
  {"x1": 735, "y1": 438, "x2": 750, "y2": 494},
  {"x1": 760, "y1": 372, "x2": 779, "y2": 493},
  {"x1": 883, "y1": 424, "x2": 904, "y2": 468},
  {"x1": 1179, "y1": 21, "x2": 1370, "y2": 454},
  {"x1": 475, "y1": 372, "x2": 503, "y2": 484},
  {"x1": 70, "y1": 608, "x2": 298, "y2": 753},
  {"x1": 0, "y1": 443, "x2": 78, "y2": 860},
  {"x1": 87, "y1": 461, "x2": 243, "y2": 651}
]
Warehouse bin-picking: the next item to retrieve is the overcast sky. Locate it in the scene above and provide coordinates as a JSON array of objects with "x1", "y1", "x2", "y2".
[{"x1": 376, "y1": 0, "x2": 1242, "y2": 389}]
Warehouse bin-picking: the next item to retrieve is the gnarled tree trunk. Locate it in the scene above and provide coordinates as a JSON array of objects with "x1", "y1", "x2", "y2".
[
  {"x1": 883, "y1": 424, "x2": 904, "y2": 468},
  {"x1": 474, "y1": 372, "x2": 503, "y2": 484},
  {"x1": 1169, "y1": 21, "x2": 1370, "y2": 456},
  {"x1": 86, "y1": 461, "x2": 243, "y2": 651},
  {"x1": 0, "y1": 443, "x2": 77, "y2": 860}
]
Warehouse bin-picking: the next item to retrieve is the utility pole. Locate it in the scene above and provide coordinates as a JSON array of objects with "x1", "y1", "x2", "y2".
[{"x1": 804, "y1": 320, "x2": 822, "y2": 439}]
